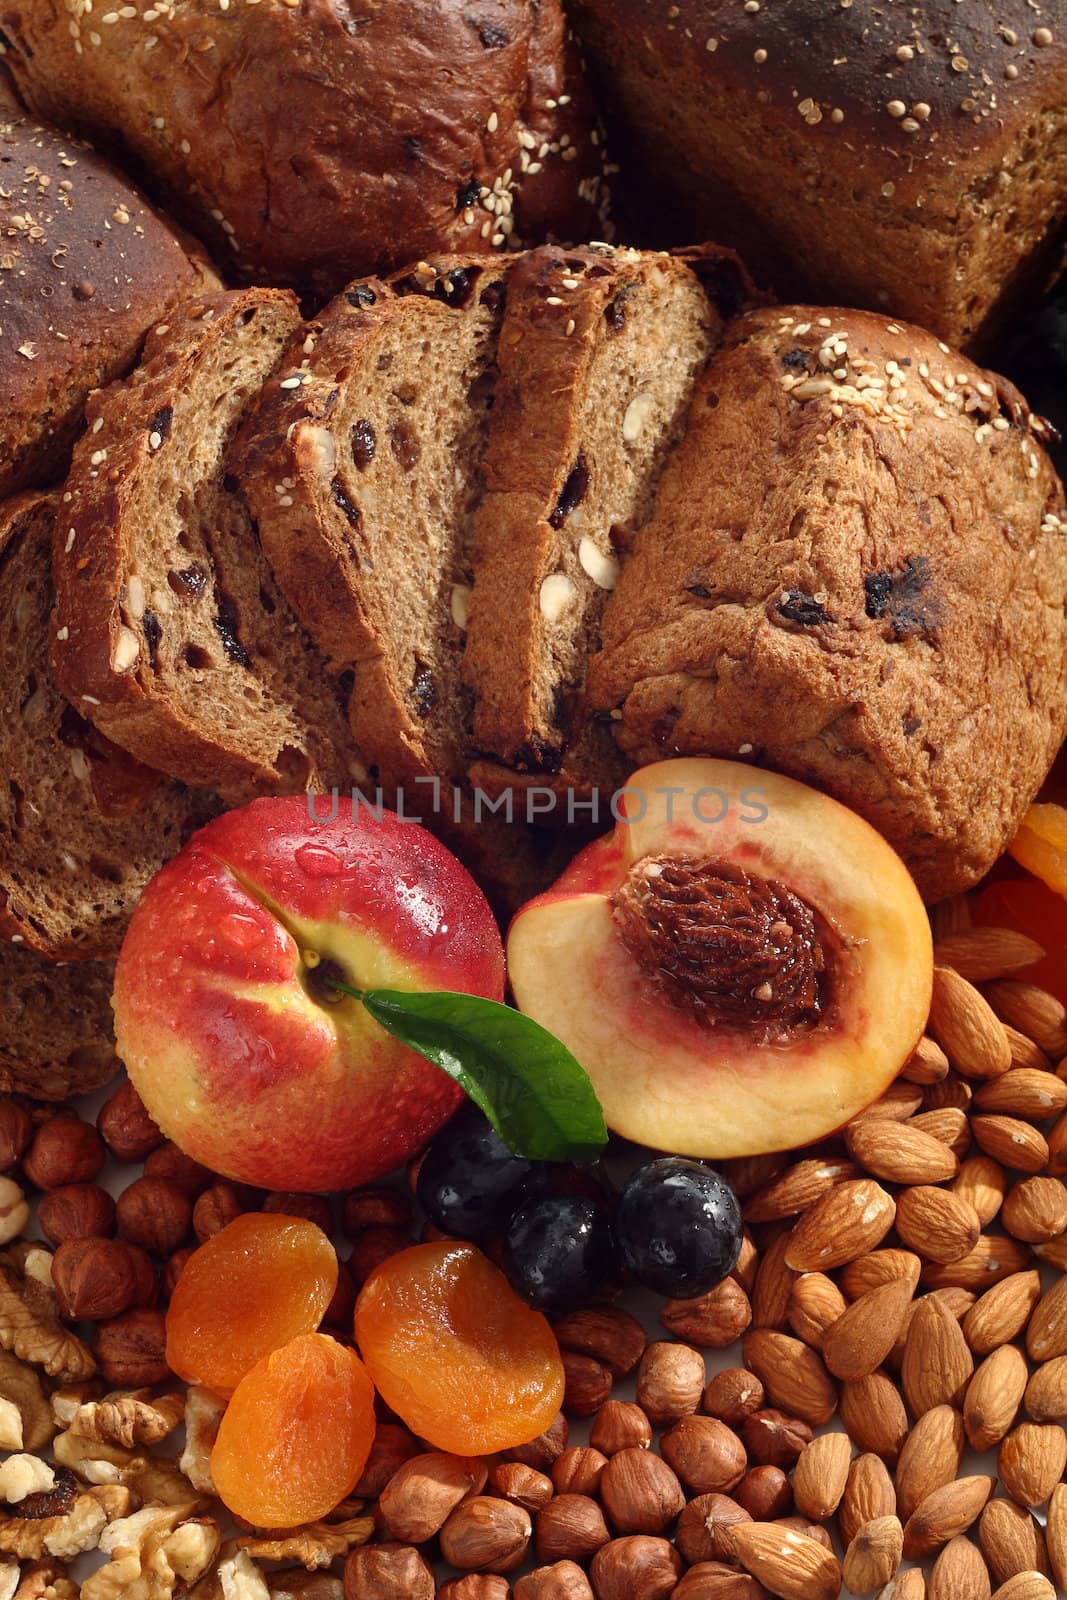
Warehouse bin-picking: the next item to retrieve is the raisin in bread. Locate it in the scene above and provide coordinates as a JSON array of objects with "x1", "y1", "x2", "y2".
[
  {"x1": 0, "y1": 492, "x2": 215, "y2": 959},
  {"x1": 462, "y1": 245, "x2": 720, "y2": 803},
  {"x1": 587, "y1": 307, "x2": 1067, "y2": 901},
  {"x1": 0, "y1": 943, "x2": 117, "y2": 1100},
  {"x1": 50, "y1": 291, "x2": 362, "y2": 802}
]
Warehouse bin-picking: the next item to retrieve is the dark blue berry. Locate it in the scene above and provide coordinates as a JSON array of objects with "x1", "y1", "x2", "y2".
[
  {"x1": 504, "y1": 1195, "x2": 617, "y2": 1311},
  {"x1": 616, "y1": 1157, "x2": 742, "y2": 1298},
  {"x1": 416, "y1": 1104, "x2": 543, "y2": 1240}
]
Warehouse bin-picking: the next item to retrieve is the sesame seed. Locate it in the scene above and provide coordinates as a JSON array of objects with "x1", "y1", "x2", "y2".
[
  {"x1": 896, "y1": 44, "x2": 914, "y2": 61},
  {"x1": 279, "y1": 376, "x2": 302, "y2": 389},
  {"x1": 90, "y1": 449, "x2": 107, "y2": 465},
  {"x1": 1034, "y1": 27, "x2": 1053, "y2": 46},
  {"x1": 887, "y1": 99, "x2": 907, "y2": 117},
  {"x1": 705, "y1": 35, "x2": 718, "y2": 50},
  {"x1": 565, "y1": 319, "x2": 575, "y2": 336},
  {"x1": 951, "y1": 54, "x2": 969, "y2": 72},
  {"x1": 753, "y1": 47, "x2": 767, "y2": 62},
  {"x1": 830, "y1": 107, "x2": 845, "y2": 123},
  {"x1": 901, "y1": 117, "x2": 920, "y2": 132},
  {"x1": 91, "y1": 416, "x2": 104, "y2": 434},
  {"x1": 913, "y1": 102, "x2": 932, "y2": 120},
  {"x1": 486, "y1": 111, "x2": 499, "y2": 134},
  {"x1": 744, "y1": 1, "x2": 759, "y2": 11},
  {"x1": 1006, "y1": 63, "x2": 1019, "y2": 79}
]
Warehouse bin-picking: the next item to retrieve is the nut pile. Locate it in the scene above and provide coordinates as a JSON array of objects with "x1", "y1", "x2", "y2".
[{"x1": 1, "y1": 913, "x2": 1067, "y2": 1596}]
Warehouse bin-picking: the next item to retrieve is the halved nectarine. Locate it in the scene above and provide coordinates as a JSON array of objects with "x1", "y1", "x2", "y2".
[{"x1": 507, "y1": 759, "x2": 932, "y2": 1157}]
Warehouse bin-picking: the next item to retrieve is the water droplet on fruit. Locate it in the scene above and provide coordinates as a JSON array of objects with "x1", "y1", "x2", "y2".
[
  {"x1": 295, "y1": 843, "x2": 344, "y2": 878},
  {"x1": 219, "y1": 913, "x2": 263, "y2": 951}
]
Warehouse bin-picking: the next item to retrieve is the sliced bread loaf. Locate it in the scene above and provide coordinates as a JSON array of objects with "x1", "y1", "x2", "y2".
[
  {"x1": 0, "y1": 944, "x2": 117, "y2": 1101},
  {"x1": 50, "y1": 291, "x2": 361, "y2": 802},
  {"x1": 0, "y1": 492, "x2": 215, "y2": 960},
  {"x1": 461, "y1": 245, "x2": 720, "y2": 803}
]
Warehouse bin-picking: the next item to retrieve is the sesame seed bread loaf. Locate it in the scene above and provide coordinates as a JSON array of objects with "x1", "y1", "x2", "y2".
[
  {"x1": 462, "y1": 245, "x2": 721, "y2": 804},
  {"x1": 0, "y1": 0, "x2": 609, "y2": 298},
  {"x1": 586, "y1": 306, "x2": 1067, "y2": 901},
  {"x1": 0, "y1": 492, "x2": 215, "y2": 959},
  {"x1": 0, "y1": 943, "x2": 117, "y2": 1100},
  {"x1": 569, "y1": 0, "x2": 1067, "y2": 349},
  {"x1": 50, "y1": 290, "x2": 361, "y2": 803},
  {"x1": 0, "y1": 101, "x2": 219, "y2": 499}
]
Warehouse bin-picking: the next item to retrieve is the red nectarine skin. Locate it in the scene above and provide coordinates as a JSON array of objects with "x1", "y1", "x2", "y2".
[{"x1": 114, "y1": 799, "x2": 504, "y2": 1192}]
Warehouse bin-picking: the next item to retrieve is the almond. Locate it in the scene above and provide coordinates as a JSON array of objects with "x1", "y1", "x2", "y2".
[
  {"x1": 933, "y1": 926, "x2": 1045, "y2": 982},
  {"x1": 1033, "y1": 1233, "x2": 1067, "y2": 1270},
  {"x1": 896, "y1": 1186, "x2": 982, "y2": 1265},
  {"x1": 921, "y1": 1234, "x2": 1033, "y2": 1291},
  {"x1": 1047, "y1": 1482, "x2": 1067, "y2": 1592},
  {"x1": 953, "y1": 1156, "x2": 1006, "y2": 1226},
  {"x1": 1001, "y1": 1179, "x2": 1067, "y2": 1244},
  {"x1": 728, "y1": 1522, "x2": 841, "y2": 1600},
  {"x1": 923, "y1": 1071, "x2": 974, "y2": 1112},
  {"x1": 841, "y1": 1514, "x2": 902, "y2": 1594},
  {"x1": 1023, "y1": 1354, "x2": 1067, "y2": 1422},
  {"x1": 929, "y1": 893, "x2": 971, "y2": 940},
  {"x1": 791, "y1": 1431, "x2": 851, "y2": 1521},
  {"x1": 783, "y1": 1180, "x2": 895, "y2": 1272},
  {"x1": 750, "y1": 1231, "x2": 797, "y2": 1330},
  {"x1": 987, "y1": 1574, "x2": 1057, "y2": 1600},
  {"x1": 964, "y1": 1345, "x2": 1029, "y2": 1452},
  {"x1": 901, "y1": 1294, "x2": 974, "y2": 1415},
  {"x1": 979, "y1": 1497, "x2": 1051, "y2": 1587},
  {"x1": 894, "y1": 1404, "x2": 964, "y2": 1522},
  {"x1": 740, "y1": 1329, "x2": 837, "y2": 1427},
  {"x1": 821, "y1": 1278, "x2": 913, "y2": 1382},
  {"x1": 742, "y1": 1157, "x2": 858, "y2": 1223},
  {"x1": 786, "y1": 1273, "x2": 846, "y2": 1350},
  {"x1": 929, "y1": 1533, "x2": 992, "y2": 1600},
  {"x1": 839, "y1": 1249, "x2": 922, "y2": 1301},
  {"x1": 838, "y1": 1369, "x2": 909, "y2": 1464},
  {"x1": 973, "y1": 1069, "x2": 1067, "y2": 1120},
  {"x1": 1004, "y1": 1025, "x2": 1053, "y2": 1074},
  {"x1": 839, "y1": 1452, "x2": 896, "y2": 1547},
  {"x1": 961, "y1": 1271, "x2": 1043, "y2": 1355},
  {"x1": 911, "y1": 1106, "x2": 972, "y2": 1156},
  {"x1": 928, "y1": 966, "x2": 1012, "y2": 1078},
  {"x1": 1048, "y1": 1110, "x2": 1067, "y2": 1180},
  {"x1": 972, "y1": 1116, "x2": 1050, "y2": 1175},
  {"x1": 902, "y1": 1475, "x2": 996, "y2": 1560},
  {"x1": 1026, "y1": 1274, "x2": 1067, "y2": 1362},
  {"x1": 985, "y1": 981, "x2": 1067, "y2": 1060},
  {"x1": 900, "y1": 1034, "x2": 950, "y2": 1084},
  {"x1": 997, "y1": 1422, "x2": 1067, "y2": 1508},
  {"x1": 845, "y1": 1119, "x2": 959, "y2": 1184},
  {"x1": 880, "y1": 1571, "x2": 929, "y2": 1600}
]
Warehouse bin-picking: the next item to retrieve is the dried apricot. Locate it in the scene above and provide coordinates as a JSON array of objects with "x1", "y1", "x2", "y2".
[
  {"x1": 166, "y1": 1213, "x2": 337, "y2": 1393},
  {"x1": 211, "y1": 1331, "x2": 375, "y2": 1526},
  {"x1": 1009, "y1": 804, "x2": 1067, "y2": 900},
  {"x1": 974, "y1": 876, "x2": 1067, "y2": 1005},
  {"x1": 354, "y1": 1241, "x2": 564, "y2": 1454}
]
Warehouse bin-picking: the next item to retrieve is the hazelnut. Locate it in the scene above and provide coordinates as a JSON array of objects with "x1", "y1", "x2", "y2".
[
  {"x1": 347, "y1": 1225, "x2": 413, "y2": 1285},
  {"x1": 343, "y1": 1546, "x2": 433, "y2": 1600},
  {"x1": 93, "y1": 1309, "x2": 169, "y2": 1386},
  {"x1": 502, "y1": 1414, "x2": 568, "y2": 1470},
  {"x1": 51, "y1": 1238, "x2": 139, "y2": 1320},
  {"x1": 96, "y1": 1080, "x2": 163, "y2": 1163},
  {"x1": 38, "y1": 1183, "x2": 116, "y2": 1246},
  {"x1": 263, "y1": 1192, "x2": 333, "y2": 1232},
  {"x1": 123, "y1": 1242, "x2": 160, "y2": 1309},
  {"x1": 489, "y1": 1461, "x2": 555, "y2": 1511},
  {"x1": 193, "y1": 1182, "x2": 246, "y2": 1241},
  {"x1": 143, "y1": 1142, "x2": 214, "y2": 1197},
  {"x1": 116, "y1": 1176, "x2": 192, "y2": 1258},
  {"x1": 740, "y1": 1409, "x2": 812, "y2": 1467},
  {"x1": 535, "y1": 1494, "x2": 610, "y2": 1563},
  {"x1": 599, "y1": 1448, "x2": 685, "y2": 1535},
  {"x1": 589, "y1": 1535, "x2": 682, "y2": 1600},
  {"x1": 514, "y1": 1563, "x2": 594, "y2": 1600},
  {"x1": 551, "y1": 1447, "x2": 608, "y2": 1498},
  {"x1": 0, "y1": 1098, "x2": 32, "y2": 1171},
  {"x1": 552, "y1": 1307, "x2": 647, "y2": 1376},
  {"x1": 562, "y1": 1350, "x2": 613, "y2": 1417},
  {"x1": 23, "y1": 1116, "x2": 105, "y2": 1190},
  {"x1": 438, "y1": 1579, "x2": 512, "y2": 1600},
  {"x1": 439, "y1": 1495, "x2": 532, "y2": 1573},
  {"x1": 0, "y1": 1177, "x2": 29, "y2": 1246},
  {"x1": 322, "y1": 1261, "x2": 356, "y2": 1329},
  {"x1": 379, "y1": 1452, "x2": 488, "y2": 1543},
  {"x1": 672, "y1": 1563, "x2": 769, "y2": 1600},
  {"x1": 660, "y1": 1415, "x2": 747, "y2": 1494},
  {"x1": 162, "y1": 1246, "x2": 196, "y2": 1299},
  {"x1": 636, "y1": 1340, "x2": 706, "y2": 1425},
  {"x1": 342, "y1": 1185, "x2": 413, "y2": 1236},
  {"x1": 703, "y1": 1368, "x2": 765, "y2": 1427},
  {"x1": 352, "y1": 1422, "x2": 418, "y2": 1498},
  {"x1": 735, "y1": 1465, "x2": 793, "y2": 1520},
  {"x1": 589, "y1": 1400, "x2": 652, "y2": 1456},
  {"x1": 661, "y1": 1279, "x2": 753, "y2": 1348},
  {"x1": 675, "y1": 1493, "x2": 752, "y2": 1566}
]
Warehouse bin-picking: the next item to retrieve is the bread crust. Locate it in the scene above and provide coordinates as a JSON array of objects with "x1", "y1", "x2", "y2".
[
  {"x1": 587, "y1": 305, "x2": 1067, "y2": 901},
  {"x1": 0, "y1": 0, "x2": 610, "y2": 297},
  {"x1": 0, "y1": 103, "x2": 218, "y2": 498},
  {"x1": 570, "y1": 0, "x2": 1067, "y2": 348}
]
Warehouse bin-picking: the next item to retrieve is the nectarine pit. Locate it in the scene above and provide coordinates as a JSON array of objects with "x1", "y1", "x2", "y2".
[{"x1": 611, "y1": 857, "x2": 827, "y2": 1036}]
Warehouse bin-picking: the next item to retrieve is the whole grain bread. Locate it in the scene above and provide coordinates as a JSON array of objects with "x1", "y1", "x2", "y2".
[
  {"x1": 587, "y1": 306, "x2": 1067, "y2": 901},
  {"x1": 0, "y1": 943, "x2": 117, "y2": 1100},
  {"x1": 0, "y1": 492, "x2": 215, "y2": 959},
  {"x1": 569, "y1": 0, "x2": 1067, "y2": 350},
  {"x1": 50, "y1": 290, "x2": 361, "y2": 803},
  {"x1": 0, "y1": 0, "x2": 609, "y2": 298},
  {"x1": 0, "y1": 100, "x2": 218, "y2": 499},
  {"x1": 462, "y1": 244, "x2": 720, "y2": 805}
]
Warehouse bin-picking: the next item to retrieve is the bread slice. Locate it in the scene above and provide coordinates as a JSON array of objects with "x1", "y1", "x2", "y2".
[
  {"x1": 0, "y1": 492, "x2": 216, "y2": 960},
  {"x1": 0, "y1": 944, "x2": 118, "y2": 1101},
  {"x1": 51, "y1": 290, "x2": 361, "y2": 802},
  {"x1": 461, "y1": 245, "x2": 720, "y2": 802},
  {"x1": 233, "y1": 258, "x2": 512, "y2": 793}
]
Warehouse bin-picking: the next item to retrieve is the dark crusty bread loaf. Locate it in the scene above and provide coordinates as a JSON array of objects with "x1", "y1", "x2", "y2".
[
  {"x1": 0, "y1": 0, "x2": 609, "y2": 298},
  {"x1": 587, "y1": 306, "x2": 1067, "y2": 901},
  {"x1": 462, "y1": 245, "x2": 719, "y2": 803},
  {"x1": 0, "y1": 100, "x2": 218, "y2": 499},
  {"x1": 0, "y1": 492, "x2": 214, "y2": 959},
  {"x1": 50, "y1": 290, "x2": 361, "y2": 802},
  {"x1": 0, "y1": 943, "x2": 117, "y2": 1100},
  {"x1": 569, "y1": 0, "x2": 1067, "y2": 349}
]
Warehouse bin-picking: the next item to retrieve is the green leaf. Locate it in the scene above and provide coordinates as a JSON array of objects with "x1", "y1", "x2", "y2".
[{"x1": 347, "y1": 985, "x2": 607, "y2": 1163}]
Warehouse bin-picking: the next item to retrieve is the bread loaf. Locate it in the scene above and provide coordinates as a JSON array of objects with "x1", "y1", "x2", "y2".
[
  {"x1": 0, "y1": 943, "x2": 117, "y2": 1100},
  {"x1": 587, "y1": 306, "x2": 1067, "y2": 900}
]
